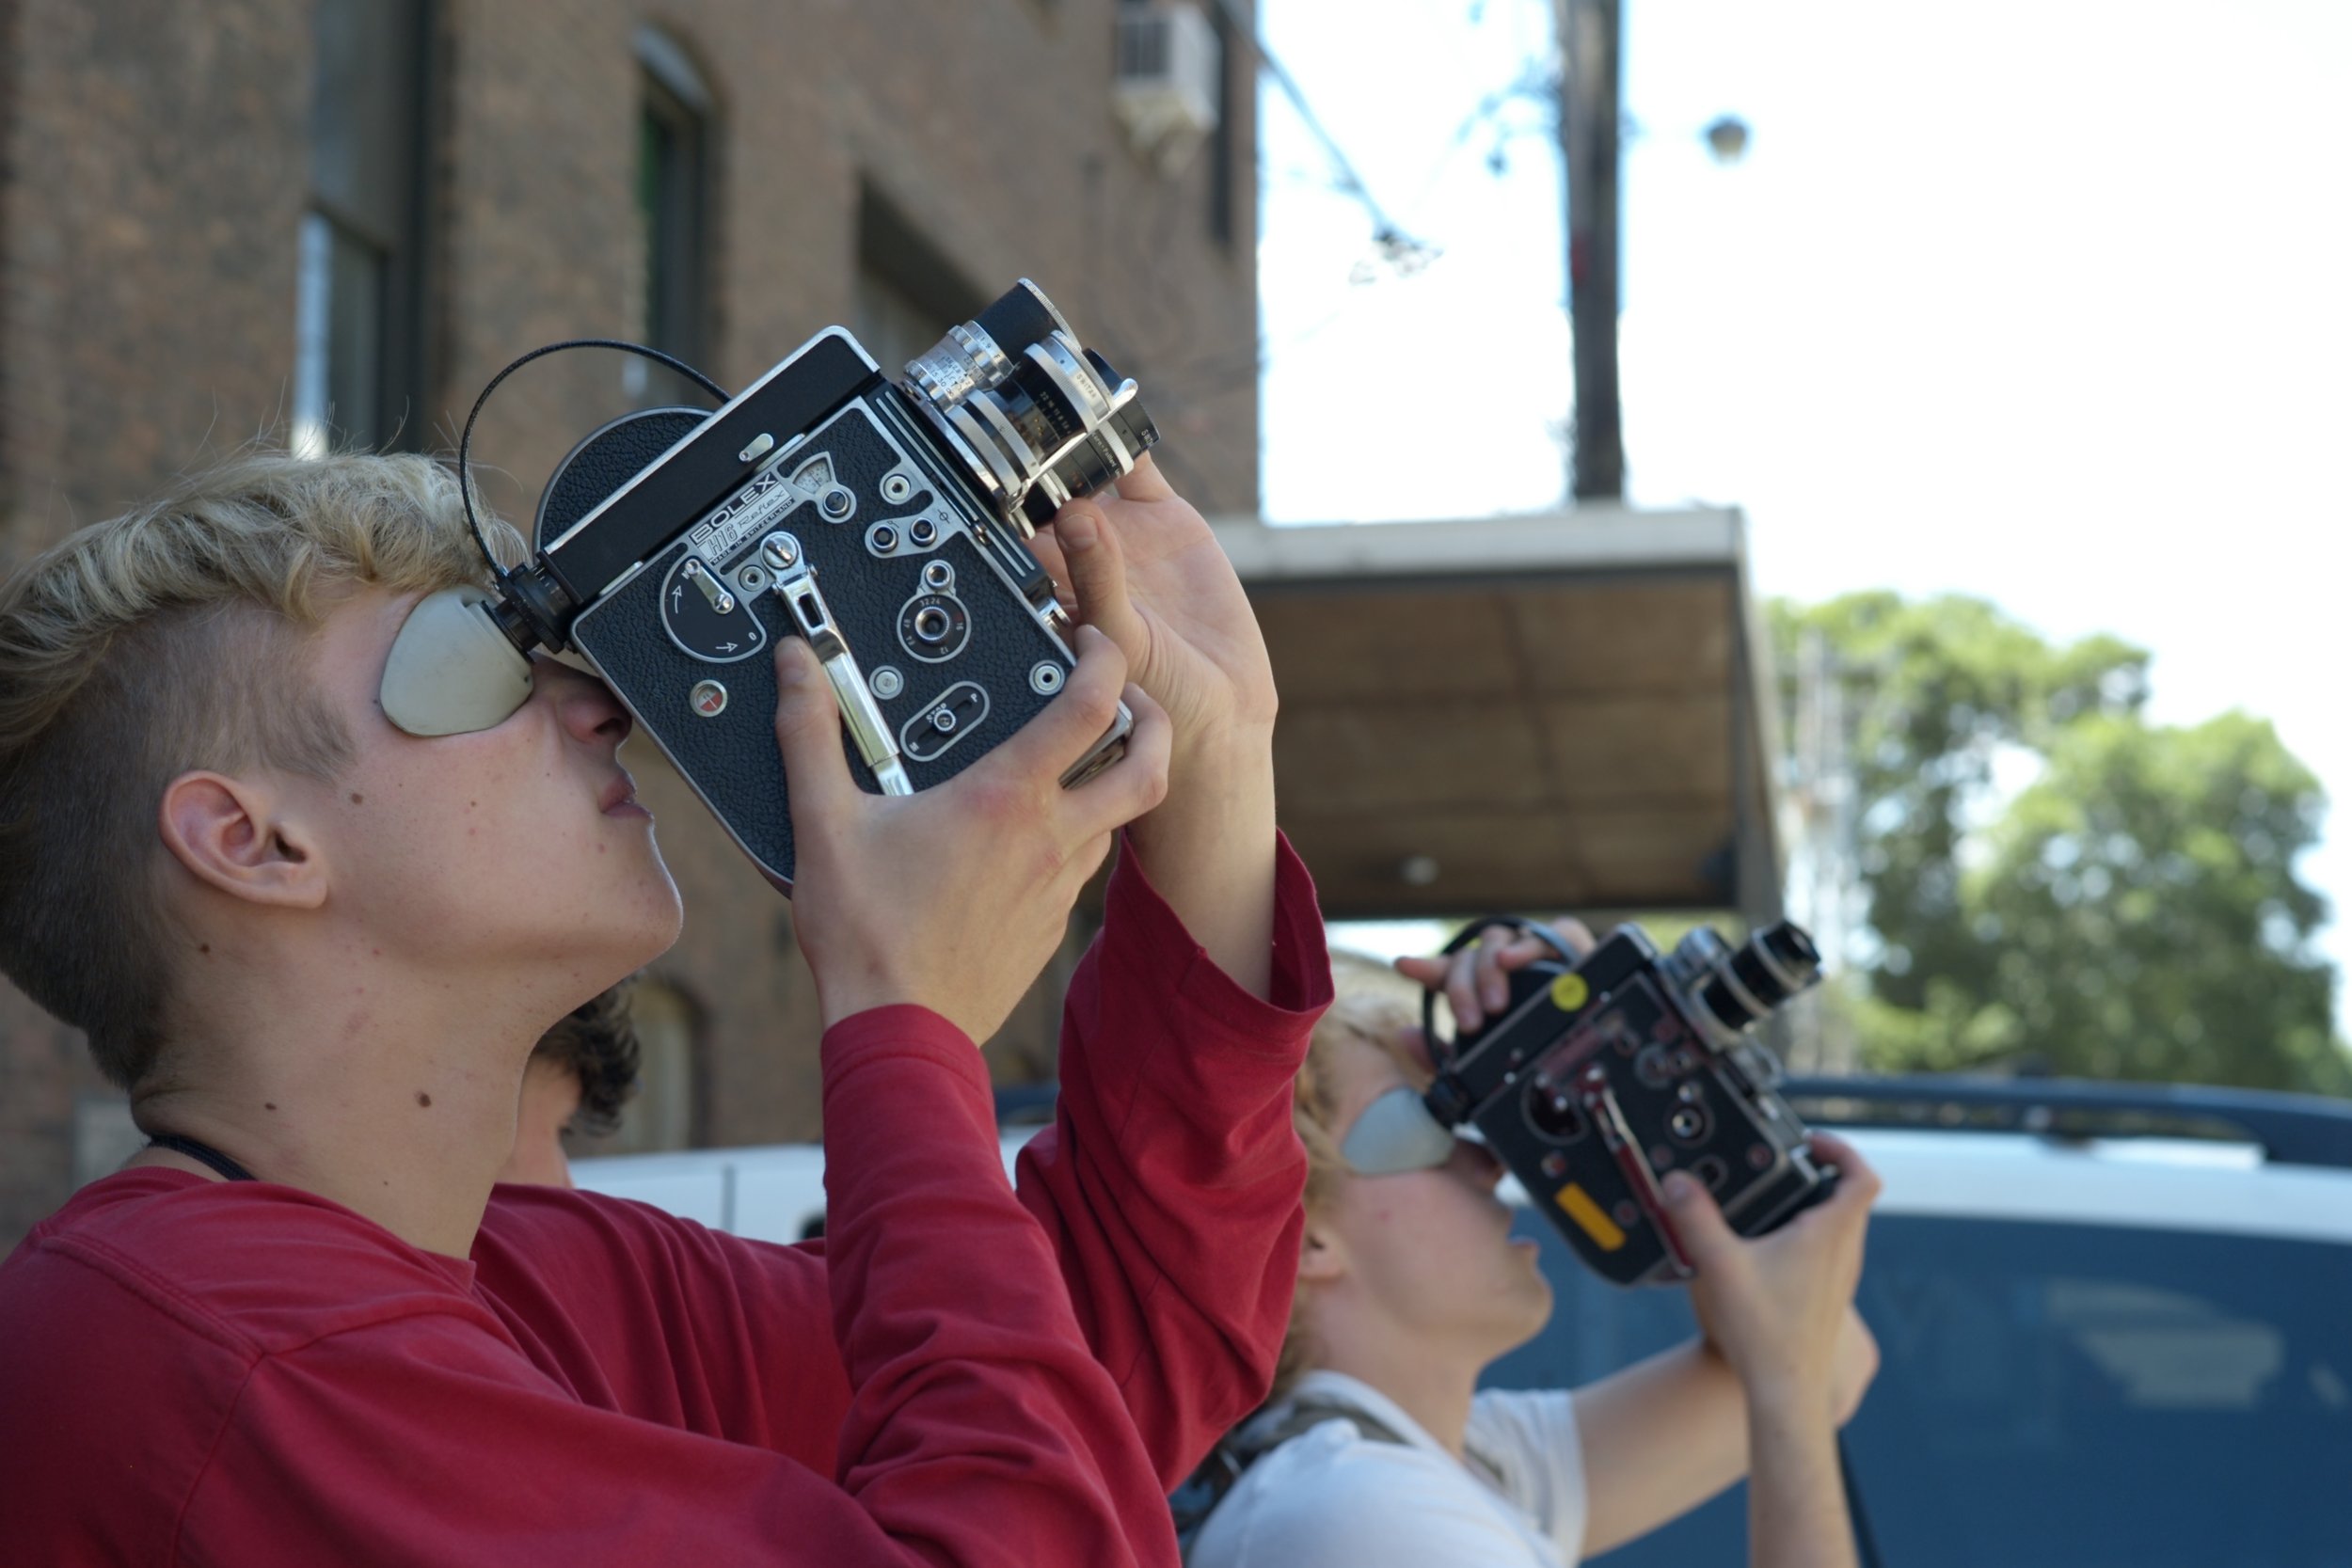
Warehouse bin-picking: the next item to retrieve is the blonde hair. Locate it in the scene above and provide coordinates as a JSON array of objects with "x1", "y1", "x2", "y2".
[
  {"x1": 1269, "y1": 950, "x2": 1436, "y2": 1400},
  {"x1": 0, "y1": 449, "x2": 525, "y2": 1088}
]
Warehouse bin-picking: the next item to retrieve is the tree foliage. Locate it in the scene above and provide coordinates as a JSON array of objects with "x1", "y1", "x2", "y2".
[{"x1": 1774, "y1": 593, "x2": 2346, "y2": 1094}]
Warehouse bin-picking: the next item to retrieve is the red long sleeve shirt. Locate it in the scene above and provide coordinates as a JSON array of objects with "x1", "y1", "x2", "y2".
[{"x1": 0, "y1": 839, "x2": 1330, "y2": 1566}]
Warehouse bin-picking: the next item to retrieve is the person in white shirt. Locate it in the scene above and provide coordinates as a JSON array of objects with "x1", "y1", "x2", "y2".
[{"x1": 1187, "y1": 931, "x2": 1881, "y2": 1568}]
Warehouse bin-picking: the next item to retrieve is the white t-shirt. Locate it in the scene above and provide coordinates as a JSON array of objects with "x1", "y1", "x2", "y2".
[{"x1": 1188, "y1": 1370, "x2": 1589, "y2": 1568}]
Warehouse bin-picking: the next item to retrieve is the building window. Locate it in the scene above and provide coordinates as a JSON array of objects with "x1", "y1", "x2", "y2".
[
  {"x1": 633, "y1": 27, "x2": 714, "y2": 404},
  {"x1": 294, "y1": 0, "x2": 430, "y2": 457},
  {"x1": 853, "y1": 182, "x2": 984, "y2": 376}
]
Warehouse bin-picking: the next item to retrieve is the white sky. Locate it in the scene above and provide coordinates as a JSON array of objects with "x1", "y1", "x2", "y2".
[{"x1": 1256, "y1": 0, "x2": 2352, "y2": 1026}]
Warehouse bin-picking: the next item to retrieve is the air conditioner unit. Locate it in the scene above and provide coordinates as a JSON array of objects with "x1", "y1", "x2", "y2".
[{"x1": 1114, "y1": 2, "x2": 1222, "y2": 176}]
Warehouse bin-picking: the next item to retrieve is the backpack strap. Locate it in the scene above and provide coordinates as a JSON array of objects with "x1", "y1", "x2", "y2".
[
  {"x1": 1280, "y1": 1398, "x2": 1510, "y2": 1493},
  {"x1": 1172, "y1": 1396, "x2": 1425, "y2": 1561},
  {"x1": 1248, "y1": 1396, "x2": 1412, "y2": 1455}
]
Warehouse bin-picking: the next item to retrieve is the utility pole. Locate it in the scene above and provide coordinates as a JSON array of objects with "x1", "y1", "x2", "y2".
[{"x1": 1556, "y1": 0, "x2": 1624, "y2": 500}]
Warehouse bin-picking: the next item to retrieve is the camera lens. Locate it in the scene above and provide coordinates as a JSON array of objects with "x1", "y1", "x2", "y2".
[
  {"x1": 1737, "y1": 922, "x2": 1820, "y2": 1006},
  {"x1": 898, "y1": 283, "x2": 1152, "y2": 533},
  {"x1": 1697, "y1": 920, "x2": 1821, "y2": 1033},
  {"x1": 975, "y1": 282, "x2": 1072, "y2": 357}
]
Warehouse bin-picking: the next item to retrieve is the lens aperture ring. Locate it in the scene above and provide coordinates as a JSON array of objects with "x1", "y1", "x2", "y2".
[
  {"x1": 943, "y1": 401, "x2": 1028, "y2": 501},
  {"x1": 897, "y1": 282, "x2": 1155, "y2": 535},
  {"x1": 972, "y1": 385, "x2": 1044, "y2": 469},
  {"x1": 905, "y1": 321, "x2": 1016, "y2": 409},
  {"x1": 1026, "y1": 337, "x2": 1115, "y2": 428},
  {"x1": 1727, "y1": 941, "x2": 1794, "y2": 1010}
]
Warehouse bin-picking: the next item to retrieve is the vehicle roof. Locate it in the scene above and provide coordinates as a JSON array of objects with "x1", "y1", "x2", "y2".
[
  {"x1": 1507, "y1": 1127, "x2": 2352, "y2": 1245},
  {"x1": 578, "y1": 1119, "x2": 2352, "y2": 1248}
]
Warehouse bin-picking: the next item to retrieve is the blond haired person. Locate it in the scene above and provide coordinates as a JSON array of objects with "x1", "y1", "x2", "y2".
[
  {"x1": 0, "y1": 449, "x2": 1332, "y2": 1566},
  {"x1": 1189, "y1": 936, "x2": 1880, "y2": 1568}
]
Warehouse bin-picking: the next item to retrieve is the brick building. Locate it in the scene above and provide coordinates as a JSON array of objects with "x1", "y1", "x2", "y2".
[{"x1": 0, "y1": 0, "x2": 1259, "y2": 1243}]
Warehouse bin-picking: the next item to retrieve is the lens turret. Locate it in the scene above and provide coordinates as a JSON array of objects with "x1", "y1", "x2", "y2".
[
  {"x1": 898, "y1": 280, "x2": 1158, "y2": 534},
  {"x1": 1688, "y1": 921, "x2": 1821, "y2": 1035}
]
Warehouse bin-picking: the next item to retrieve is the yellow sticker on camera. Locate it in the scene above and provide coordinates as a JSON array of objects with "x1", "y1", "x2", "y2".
[
  {"x1": 1556, "y1": 1182, "x2": 1627, "y2": 1251},
  {"x1": 1549, "y1": 973, "x2": 1590, "y2": 1012}
]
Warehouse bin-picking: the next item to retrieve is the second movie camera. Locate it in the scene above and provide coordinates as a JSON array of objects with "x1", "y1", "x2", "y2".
[{"x1": 1348, "y1": 917, "x2": 1837, "y2": 1286}]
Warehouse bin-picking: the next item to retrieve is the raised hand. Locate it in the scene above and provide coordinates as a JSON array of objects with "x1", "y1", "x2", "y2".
[
  {"x1": 1665, "y1": 1135, "x2": 1880, "y2": 1568},
  {"x1": 1662, "y1": 1132, "x2": 1882, "y2": 1413},
  {"x1": 771, "y1": 626, "x2": 1171, "y2": 1044},
  {"x1": 1027, "y1": 455, "x2": 1281, "y2": 997},
  {"x1": 1028, "y1": 455, "x2": 1276, "y2": 748},
  {"x1": 1394, "y1": 916, "x2": 1598, "y2": 1036}
]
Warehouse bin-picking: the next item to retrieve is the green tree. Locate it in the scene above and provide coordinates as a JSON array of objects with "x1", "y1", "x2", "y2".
[{"x1": 1776, "y1": 593, "x2": 2346, "y2": 1093}]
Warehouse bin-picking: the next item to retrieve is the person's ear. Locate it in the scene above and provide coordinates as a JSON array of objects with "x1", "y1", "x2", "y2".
[
  {"x1": 1298, "y1": 1214, "x2": 1348, "y2": 1285},
  {"x1": 157, "y1": 770, "x2": 329, "y2": 911}
]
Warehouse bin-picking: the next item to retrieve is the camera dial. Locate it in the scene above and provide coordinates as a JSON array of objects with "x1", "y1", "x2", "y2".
[{"x1": 897, "y1": 592, "x2": 971, "y2": 663}]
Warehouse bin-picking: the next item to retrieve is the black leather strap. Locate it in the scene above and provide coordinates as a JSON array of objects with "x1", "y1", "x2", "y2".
[{"x1": 146, "y1": 1133, "x2": 258, "y2": 1182}]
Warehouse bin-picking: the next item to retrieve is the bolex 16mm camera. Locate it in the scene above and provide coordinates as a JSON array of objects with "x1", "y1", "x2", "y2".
[
  {"x1": 379, "y1": 279, "x2": 1152, "y2": 890},
  {"x1": 1343, "y1": 917, "x2": 1837, "y2": 1286}
]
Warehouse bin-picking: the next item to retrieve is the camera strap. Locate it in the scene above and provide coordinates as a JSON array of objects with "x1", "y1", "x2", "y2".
[{"x1": 145, "y1": 1133, "x2": 258, "y2": 1183}]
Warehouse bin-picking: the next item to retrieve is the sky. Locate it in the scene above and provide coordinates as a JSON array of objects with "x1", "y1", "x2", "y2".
[{"x1": 1253, "y1": 0, "x2": 2352, "y2": 1025}]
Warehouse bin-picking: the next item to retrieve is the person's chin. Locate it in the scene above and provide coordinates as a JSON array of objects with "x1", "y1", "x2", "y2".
[
  {"x1": 639, "y1": 875, "x2": 686, "y2": 953},
  {"x1": 1490, "y1": 1276, "x2": 1557, "y2": 1359},
  {"x1": 1510, "y1": 1243, "x2": 1553, "y2": 1302},
  {"x1": 615, "y1": 822, "x2": 681, "y2": 899},
  {"x1": 600, "y1": 859, "x2": 686, "y2": 964}
]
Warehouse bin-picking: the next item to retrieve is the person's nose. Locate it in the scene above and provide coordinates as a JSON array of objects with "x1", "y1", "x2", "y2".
[{"x1": 537, "y1": 660, "x2": 632, "y2": 751}]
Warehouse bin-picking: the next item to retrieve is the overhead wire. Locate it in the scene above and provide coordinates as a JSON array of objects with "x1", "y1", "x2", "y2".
[{"x1": 1204, "y1": 0, "x2": 1437, "y2": 270}]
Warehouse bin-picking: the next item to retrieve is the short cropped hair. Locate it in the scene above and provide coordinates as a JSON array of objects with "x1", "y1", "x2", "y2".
[
  {"x1": 0, "y1": 450, "x2": 522, "y2": 1089},
  {"x1": 531, "y1": 982, "x2": 644, "y2": 1139}
]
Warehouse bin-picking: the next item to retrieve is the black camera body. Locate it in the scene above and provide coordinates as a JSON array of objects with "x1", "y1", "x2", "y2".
[
  {"x1": 492, "y1": 281, "x2": 1152, "y2": 890},
  {"x1": 1424, "y1": 919, "x2": 1836, "y2": 1286}
]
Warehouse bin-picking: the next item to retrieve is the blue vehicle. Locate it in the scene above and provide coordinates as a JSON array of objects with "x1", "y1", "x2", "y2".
[
  {"x1": 579, "y1": 1074, "x2": 2352, "y2": 1565},
  {"x1": 1486, "y1": 1077, "x2": 2352, "y2": 1567}
]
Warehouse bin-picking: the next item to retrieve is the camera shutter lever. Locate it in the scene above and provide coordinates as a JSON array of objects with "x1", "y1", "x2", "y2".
[
  {"x1": 1580, "y1": 1065, "x2": 1695, "y2": 1280},
  {"x1": 765, "y1": 546, "x2": 914, "y2": 797}
]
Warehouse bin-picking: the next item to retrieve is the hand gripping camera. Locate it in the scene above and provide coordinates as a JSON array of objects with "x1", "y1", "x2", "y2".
[
  {"x1": 380, "y1": 280, "x2": 1152, "y2": 889},
  {"x1": 1343, "y1": 917, "x2": 1837, "y2": 1286}
]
